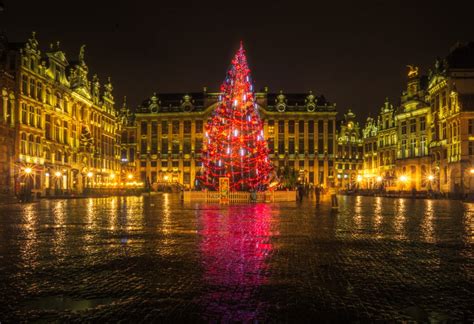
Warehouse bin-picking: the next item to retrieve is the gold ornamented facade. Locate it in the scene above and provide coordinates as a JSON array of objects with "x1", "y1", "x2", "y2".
[
  {"x1": 360, "y1": 42, "x2": 474, "y2": 195},
  {"x1": 2, "y1": 33, "x2": 474, "y2": 198},
  {"x1": 121, "y1": 89, "x2": 338, "y2": 190},
  {"x1": 0, "y1": 32, "x2": 124, "y2": 198}
]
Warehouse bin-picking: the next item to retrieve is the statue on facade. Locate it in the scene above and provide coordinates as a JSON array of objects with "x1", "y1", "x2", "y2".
[{"x1": 407, "y1": 65, "x2": 419, "y2": 78}]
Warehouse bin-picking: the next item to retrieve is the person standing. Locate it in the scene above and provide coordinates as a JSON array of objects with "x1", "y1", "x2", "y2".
[
  {"x1": 315, "y1": 185, "x2": 321, "y2": 205},
  {"x1": 297, "y1": 183, "x2": 304, "y2": 202}
]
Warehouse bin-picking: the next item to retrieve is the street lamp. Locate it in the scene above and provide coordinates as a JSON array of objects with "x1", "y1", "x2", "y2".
[
  {"x1": 127, "y1": 173, "x2": 134, "y2": 180},
  {"x1": 24, "y1": 167, "x2": 32, "y2": 175}
]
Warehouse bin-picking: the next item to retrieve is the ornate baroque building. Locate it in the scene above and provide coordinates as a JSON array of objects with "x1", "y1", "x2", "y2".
[
  {"x1": 121, "y1": 89, "x2": 338, "y2": 189},
  {"x1": 361, "y1": 42, "x2": 474, "y2": 194},
  {"x1": 335, "y1": 109, "x2": 363, "y2": 189},
  {"x1": 0, "y1": 32, "x2": 125, "y2": 197}
]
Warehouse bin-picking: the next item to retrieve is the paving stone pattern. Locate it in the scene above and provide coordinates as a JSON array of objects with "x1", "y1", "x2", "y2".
[{"x1": 0, "y1": 194, "x2": 472, "y2": 322}]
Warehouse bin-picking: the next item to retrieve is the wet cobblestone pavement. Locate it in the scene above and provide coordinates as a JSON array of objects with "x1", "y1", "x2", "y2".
[{"x1": 0, "y1": 194, "x2": 473, "y2": 322}]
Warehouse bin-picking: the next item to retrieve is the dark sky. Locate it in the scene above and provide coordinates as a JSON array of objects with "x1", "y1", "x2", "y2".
[{"x1": 1, "y1": 0, "x2": 474, "y2": 120}]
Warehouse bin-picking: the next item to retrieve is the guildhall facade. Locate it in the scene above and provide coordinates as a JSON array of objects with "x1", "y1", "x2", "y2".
[
  {"x1": 0, "y1": 32, "x2": 125, "y2": 198},
  {"x1": 2, "y1": 32, "x2": 474, "y2": 197},
  {"x1": 121, "y1": 89, "x2": 338, "y2": 189},
  {"x1": 361, "y1": 42, "x2": 474, "y2": 194}
]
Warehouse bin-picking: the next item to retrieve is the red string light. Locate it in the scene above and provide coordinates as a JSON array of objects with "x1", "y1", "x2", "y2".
[{"x1": 199, "y1": 43, "x2": 273, "y2": 191}]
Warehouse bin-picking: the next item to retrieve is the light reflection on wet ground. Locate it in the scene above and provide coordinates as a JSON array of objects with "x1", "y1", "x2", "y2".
[{"x1": 0, "y1": 194, "x2": 472, "y2": 322}]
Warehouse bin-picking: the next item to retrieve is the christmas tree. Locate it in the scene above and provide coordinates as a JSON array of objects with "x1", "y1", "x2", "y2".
[{"x1": 200, "y1": 43, "x2": 273, "y2": 191}]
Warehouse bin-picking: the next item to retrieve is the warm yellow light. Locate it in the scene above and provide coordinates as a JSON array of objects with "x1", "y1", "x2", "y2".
[
  {"x1": 87, "y1": 172, "x2": 93, "y2": 178},
  {"x1": 164, "y1": 175, "x2": 169, "y2": 181},
  {"x1": 427, "y1": 175, "x2": 434, "y2": 181},
  {"x1": 356, "y1": 175, "x2": 363, "y2": 182},
  {"x1": 376, "y1": 176, "x2": 383, "y2": 182},
  {"x1": 470, "y1": 169, "x2": 474, "y2": 174},
  {"x1": 110, "y1": 173, "x2": 116, "y2": 179},
  {"x1": 400, "y1": 175, "x2": 408, "y2": 182},
  {"x1": 55, "y1": 171, "x2": 61, "y2": 177},
  {"x1": 24, "y1": 167, "x2": 32, "y2": 174},
  {"x1": 127, "y1": 173, "x2": 134, "y2": 180}
]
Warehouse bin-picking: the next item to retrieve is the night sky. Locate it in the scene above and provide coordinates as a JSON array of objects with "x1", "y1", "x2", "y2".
[{"x1": 1, "y1": 0, "x2": 473, "y2": 121}]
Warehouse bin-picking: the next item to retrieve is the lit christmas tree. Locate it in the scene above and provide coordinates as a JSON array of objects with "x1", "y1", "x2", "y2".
[{"x1": 200, "y1": 43, "x2": 273, "y2": 191}]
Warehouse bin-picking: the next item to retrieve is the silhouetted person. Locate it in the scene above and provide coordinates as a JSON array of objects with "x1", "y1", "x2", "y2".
[
  {"x1": 297, "y1": 183, "x2": 304, "y2": 202},
  {"x1": 315, "y1": 185, "x2": 321, "y2": 205}
]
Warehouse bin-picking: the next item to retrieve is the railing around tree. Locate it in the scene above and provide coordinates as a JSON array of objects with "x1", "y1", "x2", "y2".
[{"x1": 183, "y1": 190, "x2": 296, "y2": 203}]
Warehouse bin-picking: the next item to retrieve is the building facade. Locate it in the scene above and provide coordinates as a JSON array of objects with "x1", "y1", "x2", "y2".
[
  {"x1": 0, "y1": 32, "x2": 125, "y2": 197},
  {"x1": 360, "y1": 42, "x2": 474, "y2": 195},
  {"x1": 122, "y1": 89, "x2": 338, "y2": 190},
  {"x1": 335, "y1": 109, "x2": 363, "y2": 189}
]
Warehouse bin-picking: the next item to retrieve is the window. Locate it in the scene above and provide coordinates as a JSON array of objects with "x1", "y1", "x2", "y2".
[
  {"x1": 267, "y1": 120, "x2": 275, "y2": 136},
  {"x1": 298, "y1": 138, "x2": 304, "y2": 152},
  {"x1": 184, "y1": 120, "x2": 191, "y2": 134},
  {"x1": 288, "y1": 120, "x2": 295, "y2": 134},
  {"x1": 278, "y1": 140, "x2": 284, "y2": 153},
  {"x1": 45, "y1": 115, "x2": 52, "y2": 140},
  {"x1": 37, "y1": 82, "x2": 42, "y2": 101},
  {"x1": 420, "y1": 136, "x2": 426, "y2": 156},
  {"x1": 172, "y1": 120, "x2": 179, "y2": 134},
  {"x1": 278, "y1": 120, "x2": 285, "y2": 134},
  {"x1": 401, "y1": 139, "x2": 407, "y2": 158},
  {"x1": 195, "y1": 120, "x2": 203, "y2": 133},
  {"x1": 29, "y1": 79, "x2": 35, "y2": 98},
  {"x1": 318, "y1": 120, "x2": 324, "y2": 134},
  {"x1": 172, "y1": 140, "x2": 179, "y2": 154},
  {"x1": 469, "y1": 141, "x2": 474, "y2": 155},
  {"x1": 29, "y1": 106, "x2": 35, "y2": 126},
  {"x1": 288, "y1": 138, "x2": 295, "y2": 154},
  {"x1": 308, "y1": 139, "x2": 314, "y2": 152},
  {"x1": 195, "y1": 138, "x2": 202, "y2": 152},
  {"x1": 151, "y1": 137, "x2": 158, "y2": 154},
  {"x1": 328, "y1": 120, "x2": 333, "y2": 134},
  {"x1": 469, "y1": 119, "x2": 474, "y2": 134},
  {"x1": 420, "y1": 117, "x2": 426, "y2": 131},
  {"x1": 151, "y1": 121, "x2": 158, "y2": 136},
  {"x1": 410, "y1": 138, "x2": 416, "y2": 157},
  {"x1": 36, "y1": 108, "x2": 41, "y2": 128},
  {"x1": 183, "y1": 139, "x2": 191, "y2": 154},
  {"x1": 298, "y1": 120, "x2": 304, "y2": 134},
  {"x1": 161, "y1": 139, "x2": 168, "y2": 153},
  {"x1": 141, "y1": 121, "x2": 148, "y2": 135},
  {"x1": 162, "y1": 121, "x2": 169, "y2": 134},
  {"x1": 20, "y1": 133, "x2": 27, "y2": 154},
  {"x1": 410, "y1": 119, "x2": 416, "y2": 133},
  {"x1": 401, "y1": 121, "x2": 407, "y2": 135},
  {"x1": 308, "y1": 121, "x2": 314, "y2": 134},
  {"x1": 63, "y1": 121, "x2": 68, "y2": 144},
  {"x1": 140, "y1": 139, "x2": 147, "y2": 154},
  {"x1": 22, "y1": 76, "x2": 27, "y2": 94}
]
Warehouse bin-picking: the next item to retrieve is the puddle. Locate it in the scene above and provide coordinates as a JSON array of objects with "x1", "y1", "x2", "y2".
[{"x1": 25, "y1": 296, "x2": 115, "y2": 311}]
